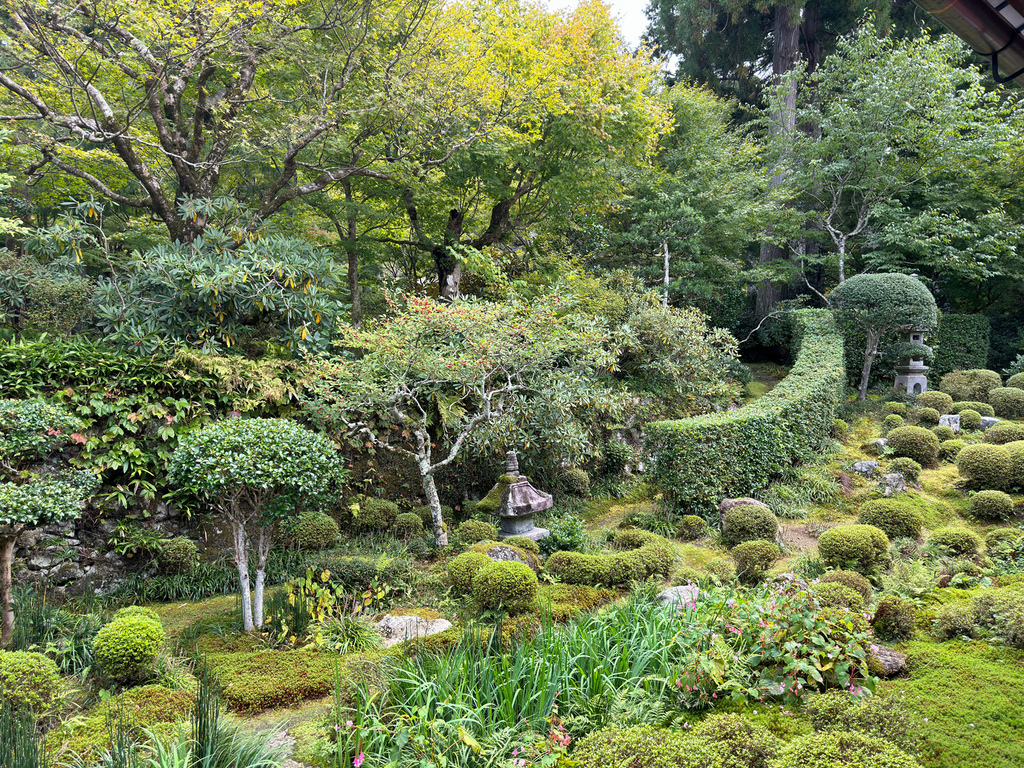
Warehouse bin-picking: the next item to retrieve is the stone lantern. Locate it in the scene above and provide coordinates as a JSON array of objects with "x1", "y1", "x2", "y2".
[
  {"x1": 893, "y1": 325, "x2": 930, "y2": 396},
  {"x1": 490, "y1": 450, "x2": 551, "y2": 541}
]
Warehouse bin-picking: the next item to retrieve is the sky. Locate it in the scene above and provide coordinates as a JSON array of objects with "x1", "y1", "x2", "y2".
[{"x1": 543, "y1": 0, "x2": 649, "y2": 48}]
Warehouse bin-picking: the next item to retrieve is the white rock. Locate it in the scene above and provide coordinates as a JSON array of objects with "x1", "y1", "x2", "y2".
[{"x1": 374, "y1": 614, "x2": 453, "y2": 648}]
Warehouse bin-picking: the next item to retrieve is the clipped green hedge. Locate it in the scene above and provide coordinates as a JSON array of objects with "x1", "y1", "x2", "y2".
[
  {"x1": 933, "y1": 314, "x2": 990, "y2": 378},
  {"x1": 646, "y1": 310, "x2": 844, "y2": 518}
]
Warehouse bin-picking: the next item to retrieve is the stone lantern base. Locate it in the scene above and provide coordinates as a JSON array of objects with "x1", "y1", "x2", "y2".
[{"x1": 894, "y1": 368, "x2": 928, "y2": 396}]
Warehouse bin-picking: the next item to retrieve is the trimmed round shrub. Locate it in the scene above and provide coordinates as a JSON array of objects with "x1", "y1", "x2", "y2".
[
  {"x1": 940, "y1": 369, "x2": 1002, "y2": 402},
  {"x1": 956, "y1": 443, "x2": 1012, "y2": 489},
  {"x1": 613, "y1": 528, "x2": 663, "y2": 550},
  {"x1": 503, "y1": 536, "x2": 540, "y2": 553},
  {"x1": 959, "y1": 409, "x2": 982, "y2": 431},
  {"x1": 817, "y1": 525, "x2": 890, "y2": 575},
  {"x1": 812, "y1": 582, "x2": 865, "y2": 613},
  {"x1": 447, "y1": 552, "x2": 492, "y2": 593},
  {"x1": 984, "y1": 421, "x2": 1024, "y2": 445},
  {"x1": 545, "y1": 551, "x2": 610, "y2": 586},
  {"x1": 990, "y1": 387, "x2": 1024, "y2": 419},
  {"x1": 722, "y1": 504, "x2": 778, "y2": 547},
  {"x1": 0, "y1": 651, "x2": 61, "y2": 715},
  {"x1": 158, "y1": 536, "x2": 199, "y2": 574},
  {"x1": 112, "y1": 606, "x2": 161, "y2": 623},
  {"x1": 772, "y1": 731, "x2": 921, "y2": 768},
  {"x1": 931, "y1": 425, "x2": 955, "y2": 443},
  {"x1": 972, "y1": 587, "x2": 1024, "y2": 646},
  {"x1": 471, "y1": 560, "x2": 538, "y2": 614},
  {"x1": 888, "y1": 457, "x2": 922, "y2": 483},
  {"x1": 350, "y1": 496, "x2": 399, "y2": 532},
  {"x1": 939, "y1": 439, "x2": 965, "y2": 462},
  {"x1": 1006, "y1": 440, "x2": 1024, "y2": 488},
  {"x1": 970, "y1": 490, "x2": 1015, "y2": 521},
  {"x1": 952, "y1": 401, "x2": 995, "y2": 417},
  {"x1": 457, "y1": 518, "x2": 498, "y2": 543},
  {"x1": 916, "y1": 390, "x2": 953, "y2": 413},
  {"x1": 832, "y1": 419, "x2": 848, "y2": 440},
  {"x1": 561, "y1": 468, "x2": 590, "y2": 497},
  {"x1": 819, "y1": 570, "x2": 872, "y2": 603},
  {"x1": 607, "y1": 551, "x2": 647, "y2": 585},
  {"x1": 705, "y1": 559, "x2": 737, "y2": 584},
  {"x1": 1008, "y1": 372, "x2": 1024, "y2": 390},
  {"x1": 633, "y1": 542, "x2": 676, "y2": 578},
  {"x1": 871, "y1": 595, "x2": 915, "y2": 642},
  {"x1": 881, "y1": 414, "x2": 904, "y2": 434},
  {"x1": 672, "y1": 566, "x2": 703, "y2": 585},
  {"x1": 885, "y1": 426, "x2": 939, "y2": 466},
  {"x1": 916, "y1": 407, "x2": 940, "y2": 426},
  {"x1": 857, "y1": 498, "x2": 923, "y2": 540},
  {"x1": 92, "y1": 615, "x2": 165, "y2": 684},
  {"x1": 732, "y1": 540, "x2": 780, "y2": 583},
  {"x1": 292, "y1": 511, "x2": 339, "y2": 550},
  {"x1": 677, "y1": 515, "x2": 706, "y2": 540},
  {"x1": 928, "y1": 527, "x2": 982, "y2": 557},
  {"x1": 394, "y1": 512, "x2": 424, "y2": 539},
  {"x1": 935, "y1": 600, "x2": 975, "y2": 639},
  {"x1": 884, "y1": 402, "x2": 908, "y2": 416},
  {"x1": 570, "y1": 726, "x2": 690, "y2": 768},
  {"x1": 686, "y1": 713, "x2": 781, "y2": 768}
]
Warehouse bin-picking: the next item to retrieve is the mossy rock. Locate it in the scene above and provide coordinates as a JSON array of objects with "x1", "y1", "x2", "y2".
[{"x1": 468, "y1": 541, "x2": 541, "y2": 571}]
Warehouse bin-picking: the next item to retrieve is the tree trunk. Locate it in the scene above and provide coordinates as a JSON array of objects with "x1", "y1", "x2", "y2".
[
  {"x1": 0, "y1": 532, "x2": 18, "y2": 646},
  {"x1": 231, "y1": 520, "x2": 254, "y2": 633},
  {"x1": 858, "y1": 328, "x2": 882, "y2": 401},
  {"x1": 420, "y1": 468, "x2": 448, "y2": 546},
  {"x1": 756, "y1": 4, "x2": 801, "y2": 317},
  {"x1": 435, "y1": 209, "x2": 465, "y2": 302},
  {"x1": 662, "y1": 240, "x2": 670, "y2": 308},
  {"x1": 343, "y1": 179, "x2": 361, "y2": 327},
  {"x1": 252, "y1": 525, "x2": 273, "y2": 628}
]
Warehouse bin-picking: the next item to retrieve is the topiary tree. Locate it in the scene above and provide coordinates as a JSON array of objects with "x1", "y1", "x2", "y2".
[
  {"x1": 820, "y1": 570, "x2": 872, "y2": 603},
  {"x1": 940, "y1": 369, "x2": 1003, "y2": 402},
  {"x1": 0, "y1": 399, "x2": 96, "y2": 646},
  {"x1": 970, "y1": 490, "x2": 1015, "y2": 521},
  {"x1": 92, "y1": 613, "x2": 165, "y2": 685},
  {"x1": 857, "y1": 498, "x2": 923, "y2": 540},
  {"x1": 871, "y1": 595, "x2": 915, "y2": 642},
  {"x1": 732, "y1": 540, "x2": 780, "y2": 583},
  {"x1": 167, "y1": 418, "x2": 347, "y2": 632},
  {"x1": 959, "y1": 409, "x2": 982, "y2": 431},
  {"x1": 928, "y1": 527, "x2": 982, "y2": 557},
  {"x1": 829, "y1": 273, "x2": 937, "y2": 401},
  {"x1": 0, "y1": 650, "x2": 62, "y2": 717},
  {"x1": 817, "y1": 524, "x2": 890, "y2": 575},
  {"x1": 916, "y1": 407, "x2": 940, "y2": 426},
  {"x1": 722, "y1": 504, "x2": 779, "y2": 547},
  {"x1": 989, "y1": 388, "x2": 1024, "y2": 419},
  {"x1": 916, "y1": 390, "x2": 953, "y2": 413},
  {"x1": 158, "y1": 537, "x2": 199, "y2": 575},
  {"x1": 471, "y1": 560, "x2": 538, "y2": 614},
  {"x1": 952, "y1": 401, "x2": 995, "y2": 417},
  {"x1": 956, "y1": 443, "x2": 1012, "y2": 490},
  {"x1": 447, "y1": 551, "x2": 493, "y2": 594}
]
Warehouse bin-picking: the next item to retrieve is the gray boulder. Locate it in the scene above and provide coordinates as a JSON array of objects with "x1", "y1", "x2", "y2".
[
  {"x1": 981, "y1": 417, "x2": 1001, "y2": 430},
  {"x1": 866, "y1": 438, "x2": 888, "y2": 455},
  {"x1": 374, "y1": 614, "x2": 453, "y2": 648},
  {"x1": 852, "y1": 461, "x2": 880, "y2": 477},
  {"x1": 873, "y1": 646, "x2": 907, "y2": 678},
  {"x1": 880, "y1": 473, "x2": 907, "y2": 496},
  {"x1": 938, "y1": 414, "x2": 961, "y2": 433},
  {"x1": 657, "y1": 585, "x2": 700, "y2": 608}
]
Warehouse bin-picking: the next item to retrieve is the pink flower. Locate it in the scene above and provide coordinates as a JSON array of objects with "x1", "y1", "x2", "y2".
[{"x1": 353, "y1": 752, "x2": 364, "y2": 768}]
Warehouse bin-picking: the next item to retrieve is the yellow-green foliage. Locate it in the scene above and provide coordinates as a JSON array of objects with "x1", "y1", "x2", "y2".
[
  {"x1": 686, "y1": 713, "x2": 782, "y2": 767},
  {"x1": 536, "y1": 583, "x2": 617, "y2": 622},
  {"x1": 503, "y1": 536, "x2": 540, "y2": 553},
  {"x1": 457, "y1": 519, "x2": 499, "y2": 542},
  {"x1": 918, "y1": 390, "x2": 954, "y2": 412},
  {"x1": 928, "y1": 527, "x2": 983, "y2": 557},
  {"x1": 931, "y1": 425, "x2": 956, "y2": 442},
  {"x1": 545, "y1": 551, "x2": 611, "y2": 586},
  {"x1": 446, "y1": 552, "x2": 493, "y2": 594},
  {"x1": 93, "y1": 614, "x2": 165, "y2": 684},
  {"x1": 772, "y1": 731, "x2": 920, "y2": 768},
  {"x1": 886, "y1": 426, "x2": 940, "y2": 466},
  {"x1": 952, "y1": 401, "x2": 995, "y2": 417},
  {"x1": 882, "y1": 413, "x2": 905, "y2": 433},
  {"x1": 291, "y1": 511, "x2": 340, "y2": 550},
  {"x1": 970, "y1": 490, "x2": 1015, "y2": 521},
  {"x1": 394, "y1": 512, "x2": 424, "y2": 538},
  {"x1": 813, "y1": 582, "x2": 866, "y2": 613},
  {"x1": 47, "y1": 685, "x2": 192, "y2": 761},
  {"x1": 731, "y1": 540, "x2": 779, "y2": 582},
  {"x1": 1006, "y1": 441, "x2": 1024, "y2": 487},
  {"x1": 677, "y1": 515, "x2": 706, "y2": 540},
  {"x1": 959, "y1": 409, "x2": 982, "y2": 431},
  {"x1": 568, "y1": 725, "x2": 691, "y2": 768},
  {"x1": 468, "y1": 541, "x2": 541, "y2": 571},
  {"x1": 917, "y1": 407, "x2": 940, "y2": 425},
  {"x1": 613, "y1": 528, "x2": 663, "y2": 550},
  {"x1": 561, "y1": 468, "x2": 591, "y2": 497},
  {"x1": 722, "y1": 504, "x2": 778, "y2": 547},
  {"x1": 817, "y1": 525, "x2": 890, "y2": 575},
  {"x1": 857, "y1": 498, "x2": 923, "y2": 540},
  {"x1": 706, "y1": 559, "x2": 737, "y2": 584},
  {"x1": 884, "y1": 402, "x2": 908, "y2": 416},
  {"x1": 934, "y1": 601, "x2": 976, "y2": 639},
  {"x1": 475, "y1": 476, "x2": 515, "y2": 515},
  {"x1": 940, "y1": 369, "x2": 1002, "y2": 403},
  {"x1": 348, "y1": 496, "x2": 399, "y2": 532},
  {"x1": 939, "y1": 439, "x2": 966, "y2": 462},
  {"x1": 989, "y1": 388, "x2": 1024, "y2": 419},
  {"x1": 957, "y1": 443, "x2": 1012, "y2": 490},
  {"x1": 208, "y1": 650, "x2": 342, "y2": 713},
  {"x1": 0, "y1": 651, "x2": 61, "y2": 716},
  {"x1": 158, "y1": 536, "x2": 199, "y2": 574},
  {"x1": 471, "y1": 561, "x2": 538, "y2": 614},
  {"x1": 820, "y1": 570, "x2": 872, "y2": 603},
  {"x1": 984, "y1": 421, "x2": 1024, "y2": 445},
  {"x1": 872, "y1": 595, "x2": 915, "y2": 642}
]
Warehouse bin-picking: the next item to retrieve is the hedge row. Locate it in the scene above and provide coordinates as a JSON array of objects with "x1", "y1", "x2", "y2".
[
  {"x1": 932, "y1": 313, "x2": 990, "y2": 379},
  {"x1": 646, "y1": 310, "x2": 844, "y2": 519}
]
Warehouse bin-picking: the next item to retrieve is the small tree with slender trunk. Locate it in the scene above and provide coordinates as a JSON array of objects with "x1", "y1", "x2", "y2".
[
  {"x1": 830, "y1": 273, "x2": 937, "y2": 401},
  {"x1": 0, "y1": 399, "x2": 95, "y2": 646},
  {"x1": 302, "y1": 295, "x2": 617, "y2": 545},
  {"x1": 167, "y1": 418, "x2": 346, "y2": 633}
]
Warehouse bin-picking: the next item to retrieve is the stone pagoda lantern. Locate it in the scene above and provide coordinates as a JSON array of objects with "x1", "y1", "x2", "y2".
[
  {"x1": 488, "y1": 450, "x2": 552, "y2": 541},
  {"x1": 893, "y1": 325, "x2": 931, "y2": 396}
]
